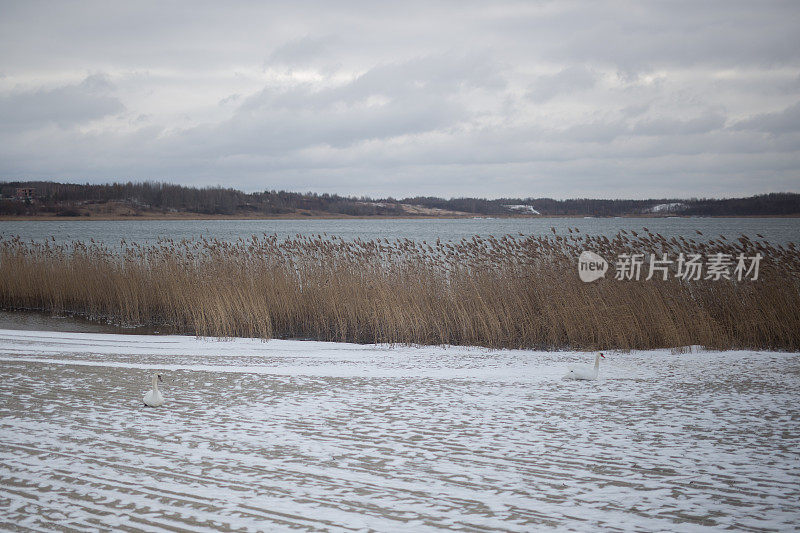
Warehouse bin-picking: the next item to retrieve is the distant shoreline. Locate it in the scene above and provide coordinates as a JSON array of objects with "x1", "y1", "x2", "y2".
[
  {"x1": 2, "y1": 213, "x2": 799, "y2": 221},
  {"x1": 3, "y1": 183, "x2": 799, "y2": 219}
]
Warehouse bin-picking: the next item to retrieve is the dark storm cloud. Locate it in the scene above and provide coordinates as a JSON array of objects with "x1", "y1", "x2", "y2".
[{"x1": 0, "y1": 1, "x2": 798, "y2": 197}]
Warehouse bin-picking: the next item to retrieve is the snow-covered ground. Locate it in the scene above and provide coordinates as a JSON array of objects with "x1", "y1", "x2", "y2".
[
  {"x1": 0, "y1": 329, "x2": 798, "y2": 531},
  {"x1": 503, "y1": 204, "x2": 540, "y2": 215},
  {"x1": 646, "y1": 202, "x2": 686, "y2": 214}
]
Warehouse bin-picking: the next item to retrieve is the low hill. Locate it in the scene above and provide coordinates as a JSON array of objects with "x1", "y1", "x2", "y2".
[{"x1": 1, "y1": 181, "x2": 798, "y2": 218}]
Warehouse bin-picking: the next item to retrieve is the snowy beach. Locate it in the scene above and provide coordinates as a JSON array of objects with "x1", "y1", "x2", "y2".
[{"x1": 0, "y1": 329, "x2": 798, "y2": 531}]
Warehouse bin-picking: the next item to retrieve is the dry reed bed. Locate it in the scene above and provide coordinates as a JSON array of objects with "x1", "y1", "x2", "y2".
[{"x1": 1, "y1": 230, "x2": 798, "y2": 350}]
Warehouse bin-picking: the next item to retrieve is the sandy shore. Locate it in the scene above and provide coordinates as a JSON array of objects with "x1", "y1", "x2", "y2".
[{"x1": 0, "y1": 330, "x2": 798, "y2": 531}]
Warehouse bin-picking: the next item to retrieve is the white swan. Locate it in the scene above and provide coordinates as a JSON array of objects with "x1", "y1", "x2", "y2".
[
  {"x1": 563, "y1": 353, "x2": 605, "y2": 380},
  {"x1": 143, "y1": 374, "x2": 164, "y2": 407}
]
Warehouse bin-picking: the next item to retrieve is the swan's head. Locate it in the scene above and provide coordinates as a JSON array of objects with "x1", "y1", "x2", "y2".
[
  {"x1": 599, "y1": 353, "x2": 605, "y2": 358},
  {"x1": 157, "y1": 374, "x2": 163, "y2": 382}
]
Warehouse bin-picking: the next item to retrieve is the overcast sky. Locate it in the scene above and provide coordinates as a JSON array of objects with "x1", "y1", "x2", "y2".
[{"x1": 1, "y1": 1, "x2": 799, "y2": 199}]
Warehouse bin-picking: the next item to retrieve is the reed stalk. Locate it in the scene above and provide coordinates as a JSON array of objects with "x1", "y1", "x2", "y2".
[{"x1": 1, "y1": 232, "x2": 797, "y2": 350}]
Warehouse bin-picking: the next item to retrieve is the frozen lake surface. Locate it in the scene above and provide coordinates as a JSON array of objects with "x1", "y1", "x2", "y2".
[{"x1": 0, "y1": 329, "x2": 798, "y2": 531}]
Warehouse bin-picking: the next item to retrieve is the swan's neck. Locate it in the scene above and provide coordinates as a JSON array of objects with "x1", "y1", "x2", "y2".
[
  {"x1": 594, "y1": 354, "x2": 601, "y2": 371},
  {"x1": 151, "y1": 375, "x2": 159, "y2": 392}
]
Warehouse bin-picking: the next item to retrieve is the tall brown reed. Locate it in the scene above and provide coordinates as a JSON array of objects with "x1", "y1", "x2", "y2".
[{"x1": 1, "y1": 231, "x2": 798, "y2": 350}]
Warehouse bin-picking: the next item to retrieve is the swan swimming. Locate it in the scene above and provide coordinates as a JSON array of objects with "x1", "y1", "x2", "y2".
[
  {"x1": 143, "y1": 374, "x2": 164, "y2": 407},
  {"x1": 563, "y1": 353, "x2": 605, "y2": 380}
]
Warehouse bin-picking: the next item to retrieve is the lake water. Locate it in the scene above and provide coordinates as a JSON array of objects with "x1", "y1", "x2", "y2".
[
  {"x1": 1, "y1": 217, "x2": 798, "y2": 245},
  {"x1": 0, "y1": 310, "x2": 164, "y2": 335}
]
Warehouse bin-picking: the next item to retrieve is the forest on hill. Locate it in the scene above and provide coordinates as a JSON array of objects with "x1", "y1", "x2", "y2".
[{"x1": 1, "y1": 181, "x2": 798, "y2": 218}]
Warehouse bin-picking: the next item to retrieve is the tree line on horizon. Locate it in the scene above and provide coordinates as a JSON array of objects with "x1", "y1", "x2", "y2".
[{"x1": 1, "y1": 180, "x2": 798, "y2": 217}]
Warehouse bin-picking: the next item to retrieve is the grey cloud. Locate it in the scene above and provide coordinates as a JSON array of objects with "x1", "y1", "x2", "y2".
[
  {"x1": 185, "y1": 57, "x2": 483, "y2": 155},
  {"x1": 257, "y1": 53, "x2": 504, "y2": 112},
  {"x1": 1, "y1": 118, "x2": 794, "y2": 199},
  {"x1": 527, "y1": 65, "x2": 596, "y2": 102},
  {"x1": 241, "y1": 54, "x2": 497, "y2": 119},
  {"x1": 556, "y1": 112, "x2": 727, "y2": 143},
  {"x1": 219, "y1": 94, "x2": 242, "y2": 106},
  {"x1": 732, "y1": 102, "x2": 800, "y2": 135},
  {"x1": 210, "y1": 54, "x2": 500, "y2": 155},
  {"x1": 218, "y1": 93, "x2": 462, "y2": 153},
  {"x1": 632, "y1": 114, "x2": 727, "y2": 136},
  {"x1": 0, "y1": 1, "x2": 798, "y2": 198},
  {"x1": 560, "y1": 120, "x2": 627, "y2": 143},
  {"x1": 621, "y1": 103, "x2": 651, "y2": 118},
  {"x1": 348, "y1": 53, "x2": 506, "y2": 94},
  {"x1": 0, "y1": 74, "x2": 124, "y2": 129},
  {"x1": 266, "y1": 35, "x2": 339, "y2": 68},
  {"x1": 492, "y1": 1, "x2": 800, "y2": 74}
]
